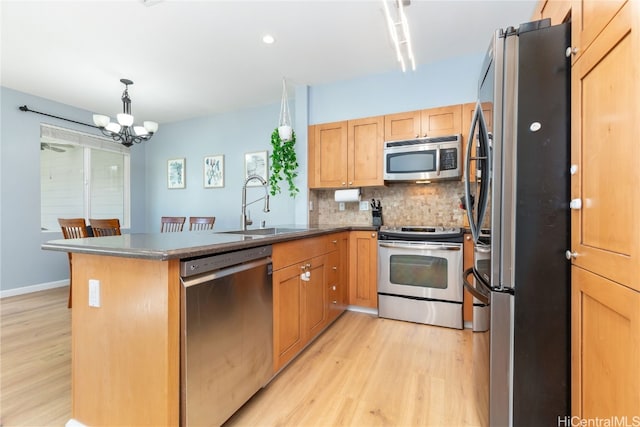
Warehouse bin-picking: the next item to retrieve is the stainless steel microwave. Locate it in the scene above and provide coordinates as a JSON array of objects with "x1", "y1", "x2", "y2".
[{"x1": 383, "y1": 134, "x2": 462, "y2": 181}]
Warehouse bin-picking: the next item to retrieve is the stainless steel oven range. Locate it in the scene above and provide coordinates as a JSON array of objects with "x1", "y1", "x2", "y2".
[{"x1": 377, "y1": 226, "x2": 464, "y2": 329}]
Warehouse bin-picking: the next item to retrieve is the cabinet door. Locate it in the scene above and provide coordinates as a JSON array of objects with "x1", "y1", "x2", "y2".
[
  {"x1": 348, "y1": 116, "x2": 384, "y2": 187},
  {"x1": 420, "y1": 104, "x2": 462, "y2": 138},
  {"x1": 312, "y1": 121, "x2": 348, "y2": 188},
  {"x1": 348, "y1": 231, "x2": 378, "y2": 308},
  {"x1": 384, "y1": 110, "x2": 421, "y2": 141},
  {"x1": 571, "y1": 266, "x2": 640, "y2": 418},
  {"x1": 304, "y1": 255, "x2": 328, "y2": 338},
  {"x1": 571, "y1": 0, "x2": 627, "y2": 63},
  {"x1": 273, "y1": 263, "x2": 304, "y2": 371},
  {"x1": 532, "y1": 0, "x2": 571, "y2": 25},
  {"x1": 571, "y1": 1, "x2": 639, "y2": 289}
]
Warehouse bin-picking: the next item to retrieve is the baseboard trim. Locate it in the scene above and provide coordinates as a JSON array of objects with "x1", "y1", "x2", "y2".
[
  {"x1": 0, "y1": 280, "x2": 69, "y2": 299},
  {"x1": 346, "y1": 305, "x2": 378, "y2": 316}
]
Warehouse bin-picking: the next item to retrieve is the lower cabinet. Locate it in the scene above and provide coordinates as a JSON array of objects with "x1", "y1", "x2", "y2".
[
  {"x1": 571, "y1": 266, "x2": 640, "y2": 418},
  {"x1": 348, "y1": 230, "x2": 378, "y2": 309},
  {"x1": 272, "y1": 232, "x2": 347, "y2": 372}
]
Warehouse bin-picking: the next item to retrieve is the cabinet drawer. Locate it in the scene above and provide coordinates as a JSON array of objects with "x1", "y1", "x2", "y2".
[{"x1": 272, "y1": 233, "x2": 342, "y2": 270}]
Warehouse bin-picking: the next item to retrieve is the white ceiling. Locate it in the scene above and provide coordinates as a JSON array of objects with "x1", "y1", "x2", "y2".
[{"x1": 1, "y1": 0, "x2": 537, "y2": 125}]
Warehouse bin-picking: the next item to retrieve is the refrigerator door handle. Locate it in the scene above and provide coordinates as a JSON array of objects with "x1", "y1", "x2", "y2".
[{"x1": 463, "y1": 267, "x2": 490, "y2": 304}]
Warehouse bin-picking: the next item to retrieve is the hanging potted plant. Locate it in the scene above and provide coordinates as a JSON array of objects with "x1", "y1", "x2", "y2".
[{"x1": 270, "y1": 79, "x2": 299, "y2": 197}]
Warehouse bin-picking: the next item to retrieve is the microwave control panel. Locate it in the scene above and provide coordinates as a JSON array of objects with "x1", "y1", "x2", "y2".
[{"x1": 440, "y1": 148, "x2": 458, "y2": 170}]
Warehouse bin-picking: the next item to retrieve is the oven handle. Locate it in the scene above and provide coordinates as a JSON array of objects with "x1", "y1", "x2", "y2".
[
  {"x1": 378, "y1": 241, "x2": 461, "y2": 251},
  {"x1": 463, "y1": 267, "x2": 490, "y2": 304}
]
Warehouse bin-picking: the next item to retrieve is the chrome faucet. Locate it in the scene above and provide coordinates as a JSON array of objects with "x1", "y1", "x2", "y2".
[{"x1": 241, "y1": 175, "x2": 270, "y2": 230}]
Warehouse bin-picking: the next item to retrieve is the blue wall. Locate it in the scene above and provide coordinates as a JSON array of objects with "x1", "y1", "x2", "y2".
[
  {"x1": 0, "y1": 51, "x2": 484, "y2": 293},
  {"x1": 0, "y1": 87, "x2": 147, "y2": 293}
]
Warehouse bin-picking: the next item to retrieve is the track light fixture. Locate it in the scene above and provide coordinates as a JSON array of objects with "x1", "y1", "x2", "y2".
[{"x1": 382, "y1": 0, "x2": 416, "y2": 72}]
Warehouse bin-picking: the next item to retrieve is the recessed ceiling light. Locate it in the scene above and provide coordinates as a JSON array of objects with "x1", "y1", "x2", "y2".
[{"x1": 262, "y1": 34, "x2": 275, "y2": 45}]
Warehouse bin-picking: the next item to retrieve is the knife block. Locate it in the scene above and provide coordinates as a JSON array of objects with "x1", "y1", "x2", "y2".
[{"x1": 372, "y1": 208, "x2": 383, "y2": 227}]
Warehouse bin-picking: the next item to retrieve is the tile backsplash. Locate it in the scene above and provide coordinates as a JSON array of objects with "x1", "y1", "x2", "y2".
[{"x1": 309, "y1": 181, "x2": 467, "y2": 227}]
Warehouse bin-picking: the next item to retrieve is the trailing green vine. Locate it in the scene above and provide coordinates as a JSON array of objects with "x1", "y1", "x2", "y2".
[{"x1": 269, "y1": 128, "x2": 299, "y2": 197}]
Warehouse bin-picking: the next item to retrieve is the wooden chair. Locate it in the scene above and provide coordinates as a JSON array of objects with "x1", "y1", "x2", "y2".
[
  {"x1": 189, "y1": 216, "x2": 216, "y2": 231},
  {"x1": 90, "y1": 218, "x2": 122, "y2": 236},
  {"x1": 58, "y1": 218, "x2": 90, "y2": 308},
  {"x1": 160, "y1": 216, "x2": 186, "y2": 233}
]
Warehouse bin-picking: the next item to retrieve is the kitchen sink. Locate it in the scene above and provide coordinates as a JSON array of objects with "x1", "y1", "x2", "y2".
[{"x1": 220, "y1": 227, "x2": 307, "y2": 236}]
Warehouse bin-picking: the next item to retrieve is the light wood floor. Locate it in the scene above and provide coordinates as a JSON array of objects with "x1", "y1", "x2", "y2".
[{"x1": 0, "y1": 287, "x2": 488, "y2": 427}]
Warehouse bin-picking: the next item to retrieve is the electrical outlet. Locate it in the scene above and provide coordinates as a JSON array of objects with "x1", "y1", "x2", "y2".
[
  {"x1": 339, "y1": 202, "x2": 345, "y2": 211},
  {"x1": 359, "y1": 201, "x2": 369, "y2": 211},
  {"x1": 89, "y1": 279, "x2": 101, "y2": 308}
]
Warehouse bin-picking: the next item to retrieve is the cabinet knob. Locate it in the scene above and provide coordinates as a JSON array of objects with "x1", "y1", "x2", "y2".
[
  {"x1": 569, "y1": 199, "x2": 582, "y2": 210},
  {"x1": 332, "y1": 300, "x2": 338, "y2": 304},
  {"x1": 466, "y1": 235, "x2": 471, "y2": 241},
  {"x1": 331, "y1": 240, "x2": 337, "y2": 244},
  {"x1": 565, "y1": 250, "x2": 577, "y2": 260},
  {"x1": 332, "y1": 285, "x2": 336, "y2": 291},
  {"x1": 371, "y1": 233, "x2": 376, "y2": 238},
  {"x1": 415, "y1": 134, "x2": 419, "y2": 138},
  {"x1": 570, "y1": 164, "x2": 578, "y2": 175},
  {"x1": 341, "y1": 182, "x2": 346, "y2": 186},
  {"x1": 565, "y1": 46, "x2": 579, "y2": 57},
  {"x1": 332, "y1": 266, "x2": 337, "y2": 271},
  {"x1": 348, "y1": 181, "x2": 353, "y2": 185}
]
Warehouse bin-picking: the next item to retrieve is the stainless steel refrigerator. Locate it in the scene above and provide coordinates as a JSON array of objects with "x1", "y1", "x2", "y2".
[{"x1": 463, "y1": 19, "x2": 571, "y2": 426}]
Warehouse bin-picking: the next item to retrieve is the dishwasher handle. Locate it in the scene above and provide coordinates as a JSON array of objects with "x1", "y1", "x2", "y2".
[{"x1": 181, "y1": 257, "x2": 272, "y2": 288}]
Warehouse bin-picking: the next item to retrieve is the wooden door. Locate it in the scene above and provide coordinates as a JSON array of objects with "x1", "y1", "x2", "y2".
[
  {"x1": 304, "y1": 255, "x2": 328, "y2": 338},
  {"x1": 384, "y1": 110, "x2": 421, "y2": 141},
  {"x1": 312, "y1": 121, "x2": 348, "y2": 188},
  {"x1": 571, "y1": 0, "x2": 627, "y2": 64},
  {"x1": 273, "y1": 263, "x2": 304, "y2": 371},
  {"x1": 420, "y1": 104, "x2": 462, "y2": 138},
  {"x1": 571, "y1": 267, "x2": 640, "y2": 418},
  {"x1": 570, "y1": 0, "x2": 639, "y2": 289},
  {"x1": 348, "y1": 116, "x2": 384, "y2": 187},
  {"x1": 348, "y1": 231, "x2": 378, "y2": 308}
]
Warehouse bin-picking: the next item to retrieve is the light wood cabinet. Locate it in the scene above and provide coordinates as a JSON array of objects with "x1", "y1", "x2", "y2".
[
  {"x1": 308, "y1": 116, "x2": 384, "y2": 189},
  {"x1": 328, "y1": 233, "x2": 349, "y2": 322},
  {"x1": 570, "y1": 0, "x2": 639, "y2": 289},
  {"x1": 384, "y1": 104, "x2": 462, "y2": 141},
  {"x1": 568, "y1": 0, "x2": 640, "y2": 419},
  {"x1": 571, "y1": 267, "x2": 640, "y2": 417},
  {"x1": 532, "y1": 0, "x2": 571, "y2": 25},
  {"x1": 272, "y1": 233, "x2": 345, "y2": 372},
  {"x1": 348, "y1": 230, "x2": 378, "y2": 308}
]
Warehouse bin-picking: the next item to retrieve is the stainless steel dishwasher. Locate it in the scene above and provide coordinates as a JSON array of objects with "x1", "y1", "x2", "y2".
[{"x1": 180, "y1": 245, "x2": 273, "y2": 426}]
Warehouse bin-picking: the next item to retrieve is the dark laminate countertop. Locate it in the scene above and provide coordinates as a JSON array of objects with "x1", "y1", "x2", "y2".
[{"x1": 42, "y1": 225, "x2": 378, "y2": 261}]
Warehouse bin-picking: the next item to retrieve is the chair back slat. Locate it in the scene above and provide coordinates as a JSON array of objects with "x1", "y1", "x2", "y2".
[
  {"x1": 58, "y1": 218, "x2": 89, "y2": 239},
  {"x1": 161, "y1": 216, "x2": 186, "y2": 233},
  {"x1": 90, "y1": 218, "x2": 122, "y2": 237},
  {"x1": 189, "y1": 216, "x2": 216, "y2": 231}
]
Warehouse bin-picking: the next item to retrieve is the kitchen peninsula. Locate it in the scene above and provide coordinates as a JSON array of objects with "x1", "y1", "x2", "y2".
[{"x1": 42, "y1": 226, "x2": 357, "y2": 426}]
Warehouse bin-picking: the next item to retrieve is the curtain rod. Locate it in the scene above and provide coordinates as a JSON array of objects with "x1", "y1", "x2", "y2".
[{"x1": 19, "y1": 105, "x2": 98, "y2": 129}]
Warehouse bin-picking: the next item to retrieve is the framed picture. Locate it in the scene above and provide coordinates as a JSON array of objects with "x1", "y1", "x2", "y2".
[
  {"x1": 244, "y1": 151, "x2": 268, "y2": 186},
  {"x1": 203, "y1": 155, "x2": 224, "y2": 188},
  {"x1": 167, "y1": 158, "x2": 186, "y2": 189}
]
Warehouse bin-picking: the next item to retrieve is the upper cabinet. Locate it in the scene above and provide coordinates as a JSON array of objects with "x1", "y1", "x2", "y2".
[
  {"x1": 309, "y1": 116, "x2": 384, "y2": 189},
  {"x1": 570, "y1": 0, "x2": 639, "y2": 289},
  {"x1": 570, "y1": 0, "x2": 628, "y2": 64},
  {"x1": 384, "y1": 104, "x2": 462, "y2": 141},
  {"x1": 531, "y1": 0, "x2": 571, "y2": 24}
]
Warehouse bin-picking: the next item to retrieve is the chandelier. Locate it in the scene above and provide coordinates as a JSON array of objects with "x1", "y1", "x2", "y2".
[{"x1": 92, "y1": 79, "x2": 158, "y2": 147}]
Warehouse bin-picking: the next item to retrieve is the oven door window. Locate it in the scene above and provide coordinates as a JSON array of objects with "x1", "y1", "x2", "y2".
[
  {"x1": 389, "y1": 254, "x2": 448, "y2": 289},
  {"x1": 387, "y1": 151, "x2": 436, "y2": 174}
]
